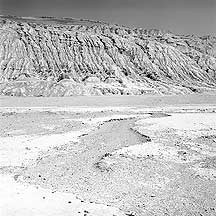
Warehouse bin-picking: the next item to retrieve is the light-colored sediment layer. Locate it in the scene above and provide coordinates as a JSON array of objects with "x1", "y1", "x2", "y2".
[
  {"x1": 0, "y1": 108, "x2": 148, "y2": 216},
  {"x1": 116, "y1": 113, "x2": 216, "y2": 164},
  {"x1": 1, "y1": 103, "x2": 216, "y2": 215},
  {"x1": 0, "y1": 129, "x2": 87, "y2": 167},
  {"x1": 0, "y1": 175, "x2": 125, "y2": 216},
  {"x1": 0, "y1": 112, "x2": 147, "y2": 167},
  {"x1": 134, "y1": 113, "x2": 216, "y2": 131}
]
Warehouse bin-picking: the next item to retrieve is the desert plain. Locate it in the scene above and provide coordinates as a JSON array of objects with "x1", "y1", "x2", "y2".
[{"x1": 0, "y1": 94, "x2": 216, "y2": 216}]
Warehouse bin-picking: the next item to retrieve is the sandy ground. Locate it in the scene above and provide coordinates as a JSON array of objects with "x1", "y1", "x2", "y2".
[
  {"x1": 1, "y1": 95, "x2": 216, "y2": 216},
  {"x1": 1, "y1": 94, "x2": 216, "y2": 107}
]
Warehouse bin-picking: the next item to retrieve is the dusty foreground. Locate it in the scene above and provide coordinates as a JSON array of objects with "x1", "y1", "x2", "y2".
[{"x1": 1, "y1": 95, "x2": 216, "y2": 216}]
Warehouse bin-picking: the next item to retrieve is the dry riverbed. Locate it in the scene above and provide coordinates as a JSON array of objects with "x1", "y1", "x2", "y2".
[{"x1": 1, "y1": 96, "x2": 216, "y2": 216}]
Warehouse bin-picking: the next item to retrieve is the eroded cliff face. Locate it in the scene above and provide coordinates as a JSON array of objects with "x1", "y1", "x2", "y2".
[{"x1": 0, "y1": 15, "x2": 216, "y2": 96}]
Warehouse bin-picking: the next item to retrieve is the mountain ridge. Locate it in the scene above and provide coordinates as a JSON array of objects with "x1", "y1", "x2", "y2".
[{"x1": 0, "y1": 15, "x2": 216, "y2": 96}]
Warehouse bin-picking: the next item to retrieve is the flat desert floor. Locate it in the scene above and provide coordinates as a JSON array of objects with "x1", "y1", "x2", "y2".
[{"x1": 1, "y1": 94, "x2": 216, "y2": 216}]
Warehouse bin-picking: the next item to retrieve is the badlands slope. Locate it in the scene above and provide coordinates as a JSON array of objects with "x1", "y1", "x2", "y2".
[{"x1": 0, "y1": 15, "x2": 216, "y2": 96}]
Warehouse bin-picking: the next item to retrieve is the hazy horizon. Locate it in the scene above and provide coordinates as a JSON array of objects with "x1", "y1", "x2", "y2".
[{"x1": 0, "y1": 0, "x2": 216, "y2": 35}]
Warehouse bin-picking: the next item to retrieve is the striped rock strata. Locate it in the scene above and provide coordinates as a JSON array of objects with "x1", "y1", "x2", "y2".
[{"x1": 0, "y1": 15, "x2": 216, "y2": 96}]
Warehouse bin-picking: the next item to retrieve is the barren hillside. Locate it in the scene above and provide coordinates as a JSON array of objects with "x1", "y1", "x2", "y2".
[{"x1": 0, "y1": 15, "x2": 216, "y2": 96}]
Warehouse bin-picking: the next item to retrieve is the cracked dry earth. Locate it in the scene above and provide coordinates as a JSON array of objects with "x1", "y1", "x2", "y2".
[{"x1": 1, "y1": 104, "x2": 216, "y2": 216}]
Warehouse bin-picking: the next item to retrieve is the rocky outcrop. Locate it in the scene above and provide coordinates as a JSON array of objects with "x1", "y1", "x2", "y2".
[{"x1": 0, "y1": 15, "x2": 216, "y2": 96}]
